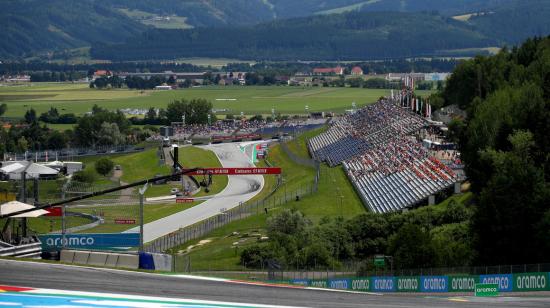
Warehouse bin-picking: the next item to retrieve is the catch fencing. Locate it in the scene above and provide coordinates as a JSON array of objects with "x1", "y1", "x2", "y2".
[{"x1": 144, "y1": 179, "x2": 318, "y2": 253}]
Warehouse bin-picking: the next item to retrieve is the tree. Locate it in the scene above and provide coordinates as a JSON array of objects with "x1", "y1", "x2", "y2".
[
  {"x1": 24, "y1": 109, "x2": 37, "y2": 124},
  {"x1": 474, "y1": 131, "x2": 549, "y2": 264},
  {"x1": 166, "y1": 98, "x2": 213, "y2": 125},
  {"x1": 47, "y1": 131, "x2": 68, "y2": 149},
  {"x1": 0, "y1": 104, "x2": 7, "y2": 116},
  {"x1": 388, "y1": 224, "x2": 435, "y2": 269},
  {"x1": 95, "y1": 158, "x2": 114, "y2": 177},
  {"x1": 16, "y1": 137, "x2": 28, "y2": 152},
  {"x1": 72, "y1": 169, "x2": 97, "y2": 183},
  {"x1": 267, "y1": 209, "x2": 310, "y2": 236},
  {"x1": 97, "y1": 122, "x2": 124, "y2": 146},
  {"x1": 347, "y1": 77, "x2": 364, "y2": 88}
]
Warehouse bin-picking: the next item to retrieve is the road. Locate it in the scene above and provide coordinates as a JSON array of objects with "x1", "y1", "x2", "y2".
[
  {"x1": 126, "y1": 143, "x2": 264, "y2": 242},
  {"x1": 1, "y1": 260, "x2": 549, "y2": 308}
]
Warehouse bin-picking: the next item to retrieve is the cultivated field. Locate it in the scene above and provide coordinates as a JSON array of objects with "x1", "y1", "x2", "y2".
[{"x1": 0, "y1": 83, "x2": 433, "y2": 118}]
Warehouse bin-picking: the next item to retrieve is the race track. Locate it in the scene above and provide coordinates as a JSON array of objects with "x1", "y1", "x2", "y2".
[
  {"x1": 126, "y1": 143, "x2": 264, "y2": 242},
  {"x1": 1, "y1": 260, "x2": 549, "y2": 308}
]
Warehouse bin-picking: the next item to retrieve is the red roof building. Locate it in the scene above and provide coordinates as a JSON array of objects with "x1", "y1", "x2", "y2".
[
  {"x1": 351, "y1": 66, "x2": 363, "y2": 76},
  {"x1": 313, "y1": 66, "x2": 344, "y2": 75},
  {"x1": 93, "y1": 70, "x2": 112, "y2": 78}
]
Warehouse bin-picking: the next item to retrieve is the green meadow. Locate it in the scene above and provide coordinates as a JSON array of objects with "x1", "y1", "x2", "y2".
[{"x1": 0, "y1": 83, "x2": 433, "y2": 118}]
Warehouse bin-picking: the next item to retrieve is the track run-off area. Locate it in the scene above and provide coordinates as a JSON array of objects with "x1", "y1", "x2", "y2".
[
  {"x1": 125, "y1": 142, "x2": 265, "y2": 242},
  {"x1": 1, "y1": 260, "x2": 550, "y2": 308}
]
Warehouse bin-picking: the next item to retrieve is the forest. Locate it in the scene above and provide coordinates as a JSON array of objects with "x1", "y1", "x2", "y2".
[{"x1": 91, "y1": 11, "x2": 494, "y2": 61}]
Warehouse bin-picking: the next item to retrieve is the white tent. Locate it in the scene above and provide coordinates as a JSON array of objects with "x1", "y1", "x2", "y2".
[
  {"x1": 0, "y1": 201, "x2": 49, "y2": 218},
  {"x1": 25, "y1": 163, "x2": 58, "y2": 177},
  {"x1": 0, "y1": 162, "x2": 25, "y2": 174},
  {"x1": 1, "y1": 163, "x2": 59, "y2": 180}
]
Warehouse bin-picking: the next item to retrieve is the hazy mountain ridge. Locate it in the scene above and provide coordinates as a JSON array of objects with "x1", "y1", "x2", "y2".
[
  {"x1": 1, "y1": 0, "x2": 549, "y2": 59},
  {"x1": 91, "y1": 11, "x2": 495, "y2": 61}
]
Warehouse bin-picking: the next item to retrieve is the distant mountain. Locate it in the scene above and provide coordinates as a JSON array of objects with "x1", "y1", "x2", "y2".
[
  {"x1": 353, "y1": 0, "x2": 519, "y2": 16},
  {"x1": 464, "y1": 0, "x2": 550, "y2": 44},
  {"x1": 1, "y1": 0, "x2": 549, "y2": 60},
  {"x1": 0, "y1": 0, "x2": 146, "y2": 58},
  {"x1": 91, "y1": 11, "x2": 495, "y2": 61}
]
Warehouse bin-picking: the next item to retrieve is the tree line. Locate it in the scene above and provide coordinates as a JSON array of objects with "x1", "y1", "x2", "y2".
[
  {"x1": 0, "y1": 98, "x2": 215, "y2": 155},
  {"x1": 242, "y1": 200, "x2": 473, "y2": 271},
  {"x1": 436, "y1": 36, "x2": 550, "y2": 265}
]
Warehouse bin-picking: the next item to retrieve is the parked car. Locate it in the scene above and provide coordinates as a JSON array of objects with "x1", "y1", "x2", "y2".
[
  {"x1": 170, "y1": 188, "x2": 180, "y2": 195},
  {"x1": 114, "y1": 165, "x2": 121, "y2": 171}
]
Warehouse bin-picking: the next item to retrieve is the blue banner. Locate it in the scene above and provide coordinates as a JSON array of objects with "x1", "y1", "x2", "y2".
[
  {"x1": 420, "y1": 276, "x2": 448, "y2": 292},
  {"x1": 38, "y1": 233, "x2": 140, "y2": 250},
  {"x1": 479, "y1": 274, "x2": 513, "y2": 292},
  {"x1": 327, "y1": 279, "x2": 351, "y2": 290},
  {"x1": 371, "y1": 276, "x2": 395, "y2": 292}
]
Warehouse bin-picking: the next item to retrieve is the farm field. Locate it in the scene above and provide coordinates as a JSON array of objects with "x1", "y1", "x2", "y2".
[{"x1": 0, "y1": 83, "x2": 433, "y2": 118}]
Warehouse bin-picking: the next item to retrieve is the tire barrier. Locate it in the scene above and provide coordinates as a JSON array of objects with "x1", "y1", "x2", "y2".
[{"x1": 285, "y1": 272, "x2": 550, "y2": 293}]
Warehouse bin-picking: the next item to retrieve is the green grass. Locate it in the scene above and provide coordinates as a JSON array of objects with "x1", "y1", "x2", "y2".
[
  {"x1": 285, "y1": 126, "x2": 327, "y2": 159},
  {"x1": 74, "y1": 202, "x2": 201, "y2": 233},
  {"x1": 0, "y1": 83, "x2": 432, "y2": 118},
  {"x1": 118, "y1": 8, "x2": 193, "y2": 29},
  {"x1": 78, "y1": 148, "x2": 170, "y2": 184},
  {"x1": 178, "y1": 146, "x2": 227, "y2": 197},
  {"x1": 42, "y1": 123, "x2": 76, "y2": 131},
  {"x1": 0, "y1": 216, "x2": 90, "y2": 235}
]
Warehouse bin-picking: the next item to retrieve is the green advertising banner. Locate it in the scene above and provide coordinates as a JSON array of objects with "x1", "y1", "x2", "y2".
[
  {"x1": 449, "y1": 275, "x2": 479, "y2": 292},
  {"x1": 309, "y1": 279, "x2": 328, "y2": 288},
  {"x1": 475, "y1": 283, "x2": 499, "y2": 297},
  {"x1": 350, "y1": 278, "x2": 370, "y2": 292},
  {"x1": 513, "y1": 272, "x2": 550, "y2": 292},
  {"x1": 396, "y1": 276, "x2": 420, "y2": 292}
]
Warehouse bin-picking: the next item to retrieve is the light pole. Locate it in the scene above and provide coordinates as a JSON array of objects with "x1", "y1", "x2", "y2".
[{"x1": 139, "y1": 183, "x2": 148, "y2": 252}]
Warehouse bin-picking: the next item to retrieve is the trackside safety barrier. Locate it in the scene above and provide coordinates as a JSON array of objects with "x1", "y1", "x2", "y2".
[
  {"x1": 60, "y1": 249, "x2": 139, "y2": 270},
  {"x1": 283, "y1": 272, "x2": 550, "y2": 293}
]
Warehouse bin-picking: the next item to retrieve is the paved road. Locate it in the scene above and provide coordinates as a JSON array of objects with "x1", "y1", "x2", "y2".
[
  {"x1": 1, "y1": 260, "x2": 549, "y2": 308},
  {"x1": 126, "y1": 143, "x2": 264, "y2": 242}
]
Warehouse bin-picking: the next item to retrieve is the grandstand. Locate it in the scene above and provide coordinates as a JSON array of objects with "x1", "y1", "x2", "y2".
[
  {"x1": 308, "y1": 99, "x2": 424, "y2": 166},
  {"x1": 307, "y1": 97, "x2": 464, "y2": 213}
]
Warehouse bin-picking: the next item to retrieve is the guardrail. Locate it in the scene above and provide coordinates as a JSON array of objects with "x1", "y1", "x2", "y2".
[{"x1": 0, "y1": 242, "x2": 42, "y2": 258}]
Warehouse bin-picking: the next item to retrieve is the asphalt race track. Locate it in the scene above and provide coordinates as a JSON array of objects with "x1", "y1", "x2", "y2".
[
  {"x1": 126, "y1": 143, "x2": 264, "y2": 242},
  {"x1": 1, "y1": 260, "x2": 549, "y2": 308}
]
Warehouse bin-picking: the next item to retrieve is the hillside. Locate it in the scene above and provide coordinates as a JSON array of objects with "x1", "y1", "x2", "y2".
[
  {"x1": 465, "y1": 0, "x2": 550, "y2": 44},
  {"x1": 355, "y1": 0, "x2": 518, "y2": 16},
  {"x1": 91, "y1": 11, "x2": 494, "y2": 61},
  {"x1": 1, "y1": 0, "x2": 549, "y2": 60},
  {"x1": 0, "y1": 0, "x2": 146, "y2": 58}
]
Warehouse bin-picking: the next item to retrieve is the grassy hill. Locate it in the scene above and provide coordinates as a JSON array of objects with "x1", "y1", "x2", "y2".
[{"x1": 0, "y1": 0, "x2": 146, "y2": 58}]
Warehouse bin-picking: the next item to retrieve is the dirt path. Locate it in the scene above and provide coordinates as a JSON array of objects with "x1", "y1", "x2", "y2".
[{"x1": 111, "y1": 169, "x2": 134, "y2": 202}]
